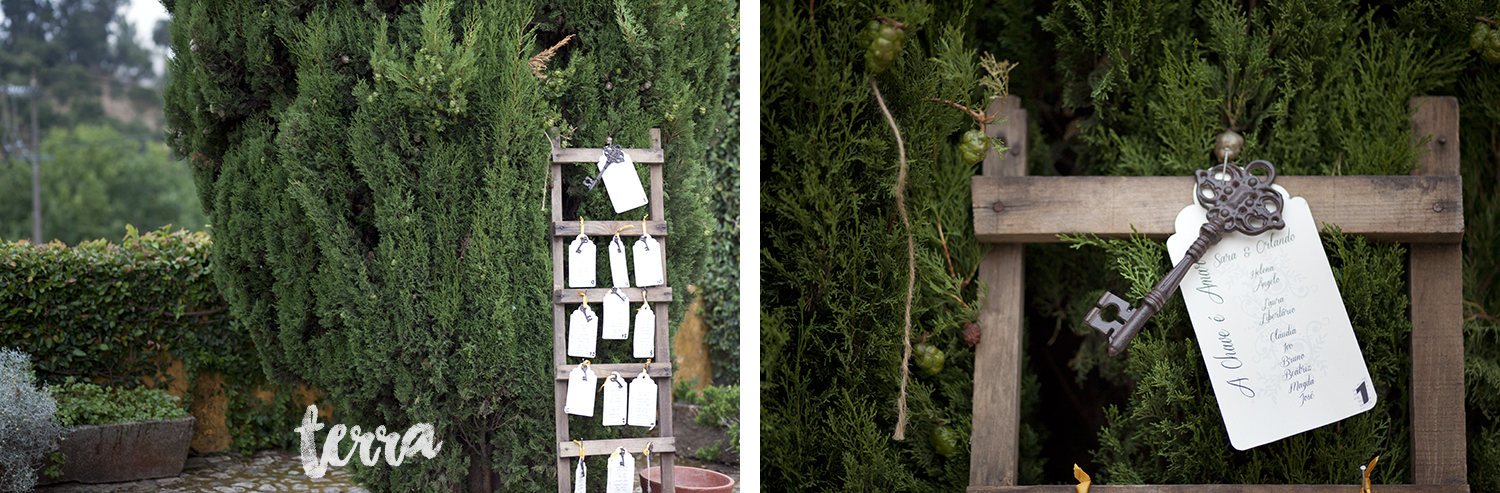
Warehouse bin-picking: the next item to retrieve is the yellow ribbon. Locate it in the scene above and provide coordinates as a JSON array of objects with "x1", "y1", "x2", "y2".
[{"x1": 574, "y1": 439, "x2": 585, "y2": 458}]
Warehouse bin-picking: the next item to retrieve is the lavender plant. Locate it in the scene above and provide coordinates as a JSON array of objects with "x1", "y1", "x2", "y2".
[{"x1": 0, "y1": 348, "x2": 64, "y2": 493}]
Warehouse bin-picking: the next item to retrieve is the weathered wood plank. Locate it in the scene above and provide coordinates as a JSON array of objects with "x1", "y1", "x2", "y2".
[
  {"x1": 553, "y1": 287, "x2": 673, "y2": 304},
  {"x1": 557, "y1": 437, "x2": 675, "y2": 457},
  {"x1": 971, "y1": 96, "x2": 1026, "y2": 488},
  {"x1": 551, "y1": 147, "x2": 665, "y2": 164},
  {"x1": 971, "y1": 175, "x2": 1462, "y2": 243},
  {"x1": 1408, "y1": 96, "x2": 1466, "y2": 485},
  {"x1": 967, "y1": 485, "x2": 1468, "y2": 493},
  {"x1": 554, "y1": 363, "x2": 671, "y2": 381},
  {"x1": 553, "y1": 220, "x2": 668, "y2": 237}
]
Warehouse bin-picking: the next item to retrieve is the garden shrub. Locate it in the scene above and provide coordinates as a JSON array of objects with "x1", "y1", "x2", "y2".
[
  {"x1": 50, "y1": 377, "x2": 189, "y2": 427},
  {"x1": 0, "y1": 348, "x2": 64, "y2": 493},
  {"x1": 0, "y1": 227, "x2": 303, "y2": 455},
  {"x1": 163, "y1": 0, "x2": 733, "y2": 489}
]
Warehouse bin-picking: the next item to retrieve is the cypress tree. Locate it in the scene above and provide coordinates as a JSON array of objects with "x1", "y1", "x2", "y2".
[{"x1": 163, "y1": 0, "x2": 732, "y2": 490}]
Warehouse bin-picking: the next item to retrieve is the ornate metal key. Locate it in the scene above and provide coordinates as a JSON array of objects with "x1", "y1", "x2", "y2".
[
  {"x1": 582, "y1": 139, "x2": 627, "y2": 191},
  {"x1": 1086, "y1": 160, "x2": 1287, "y2": 356}
]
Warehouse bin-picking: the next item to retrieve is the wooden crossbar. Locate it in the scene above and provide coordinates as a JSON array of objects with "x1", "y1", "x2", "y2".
[
  {"x1": 553, "y1": 220, "x2": 670, "y2": 237},
  {"x1": 967, "y1": 96, "x2": 1467, "y2": 491},
  {"x1": 558, "y1": 437, "x2": 676, "y2": 457},
  {"x1": 972, "y1": 175, "x2": 1462, "y2": 243},
  {"x1": 555, "y1": 363, "x2": 672, "y2": 381},
  {"x1": 553, "y1": 287, "x2": 674, "y2": 304}
]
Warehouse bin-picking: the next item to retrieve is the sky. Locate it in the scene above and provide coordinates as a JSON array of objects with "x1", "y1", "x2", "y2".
[{"x1": 126, "y1": 0, "x2": 170, "y2": 78}]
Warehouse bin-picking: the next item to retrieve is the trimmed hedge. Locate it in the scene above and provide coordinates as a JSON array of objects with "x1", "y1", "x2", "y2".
[{"x1": 0, "y1": 226, "x2": 301, "y2": 454}]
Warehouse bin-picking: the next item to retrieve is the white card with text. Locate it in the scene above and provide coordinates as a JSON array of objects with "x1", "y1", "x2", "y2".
[
  {"x1": 606, "y1": 448, "x2": 634, "y2": 493},
  {"x1": 568, "y1": 235, "x2": 597, "y2": 288},
  {"x1": 564, "y1": 364, "x2": 597, "y2": 417},
  {"x1": 1168, "y1": 185, "x2": 1377, "y2": 450},
  {"x1": 627, "y1": 370, "x2": 657, "y2": 428},
  {"x1": 609, "y1": 235, "x2": 631, "y2": 288},
  {"x1": 633, "y1": 235, "x2": 664, "y2": 287},
  {"x1": 633, "y1": 302, "x2": 656, "y2": 359},
  {"x1": 568, "y1": 304, "x2": 598, "y2": 359},
  {"x1": 598, "y1": 151, "x2": 649, "y2": 214},
  {"x1": 601, "y1": 372, "x2": 627, "y2": 426},
  {"x1": 602, "y1": 289, "x2": 630, "y2": 340},
  {"x1": 573, "y1": 458, "x2": 586, "y2": 493}
]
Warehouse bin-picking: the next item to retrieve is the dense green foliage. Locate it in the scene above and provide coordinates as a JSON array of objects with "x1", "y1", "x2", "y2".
[
  {"x1": 163, "y1": 0, "x2": 732, "y2": 489},
  {"x1": 701, "y1": 47, "x2": 741, "y2": 385},
  {"x1": 0, "y1": 348, "x2": 64, "y2": 493},
  {"x1": 762, "y1": 0, "x2": 1038, "y2": 489},
  {"x1": 0, "y1": 125, "x2": 207, "y2": 245},
  {"x1": 0, "y1": 227, "x2": 302, "y2": 455},
  {"x1": 50, "y1": 377, "x2": 188, "y2": 427}
]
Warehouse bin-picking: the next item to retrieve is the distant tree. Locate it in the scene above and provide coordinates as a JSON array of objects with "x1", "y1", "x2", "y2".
[{"x1": 0, "y1": 124, "x2": 205, "y2": 244}]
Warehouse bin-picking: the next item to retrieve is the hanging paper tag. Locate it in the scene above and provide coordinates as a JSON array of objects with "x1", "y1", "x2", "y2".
[
  {"x1": 569, "y1": 235, "x2": 597, "y2": 288},
  {"x1": 601, "y1": 372, "x2": 628, "y2": 426},
  {"x1": 568, "y1": 304, "x2": 598, "y2": 359},
  {"x1": 564, "y1": 364, "x2": 597, "y2": 417},
  {"x1": 627, "y1": 370, "x2": 657, "y2": 428},
  {"x1": 1168, "y1": 185, "x2": 1376, "y2": 450},
  {"x1": 609, "y1": 235, "x2": 631, "y2": 288},
  {"x1": 597, "y1": 147, "x2": 649, "y2": 214},
  {"x1": 606, "y1": 448, "x2": 634, "y2": 493},
  {"x1": 633, "y1": 234, "x2": 664, "y2": 287},
  {"x1": 574, "y1": 458, "x2": 587, "y2": 493},
  {"x1": 602, "y1": 289, "x2": 630, "y2": 340},
  {"x1": 633, "y1": 302, "x2": 656, "y2": 359}
]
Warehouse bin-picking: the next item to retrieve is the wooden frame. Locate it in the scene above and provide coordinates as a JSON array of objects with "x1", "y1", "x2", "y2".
[
  {"x1": 551, "y1": 129, "x2": 676, "y2": 492},
  {"x1": 968, "y1": 96, "x2": 1467, "y2": 492}
]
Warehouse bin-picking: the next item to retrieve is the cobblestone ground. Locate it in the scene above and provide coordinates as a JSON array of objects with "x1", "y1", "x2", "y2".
[
  {"x1": 36, "y1": 449, "x2": 738, "y2": 493},
  {"x1": 36, "y1": 449, "x2": 367, "y2": 493}
]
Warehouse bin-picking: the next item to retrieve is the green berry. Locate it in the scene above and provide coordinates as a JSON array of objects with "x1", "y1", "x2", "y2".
[
  {"x1": 1472, "y1": 23, "x2": 1490, "y2": 52},
  {"x1": 864, "y1": 21, "x2": 904, "y2": 74},
  {"x1": 960, "y1": 129, "x2": 989, "y2": 165},
  {"x1": 913, "y1": 343, "x2": 945, "y2": 377},
  {"x1": 930, "y1": 425, "x2": 960, "y2": 458}
]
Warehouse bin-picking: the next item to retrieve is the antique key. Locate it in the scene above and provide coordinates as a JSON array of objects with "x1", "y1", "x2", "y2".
[
  {"x1": 582, "y1": 138, "x2": 626, "y2": 191},
  {"x1": 1086, "y1": 159, "x2": 1287, "y2": 356}
]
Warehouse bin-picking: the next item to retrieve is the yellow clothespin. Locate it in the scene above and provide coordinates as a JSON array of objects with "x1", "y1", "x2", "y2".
[
  {"x1": 1360, "y1": 455, "x2": 1379, "y2": 493},
  {"x1": 574, "y1": 439, "x2": 585, "y2": 459},
  {"x1": 1073, "y1": 464, "x2": 1091, "y2": 493}
]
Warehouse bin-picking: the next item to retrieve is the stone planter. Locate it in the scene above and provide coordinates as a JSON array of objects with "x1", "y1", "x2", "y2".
[
  {"x1": 40, "y1": 416, "x2": 195, "y2": 485},
  {"x1": 640, "y1": 466, "x2": 735, "y2": 493}
]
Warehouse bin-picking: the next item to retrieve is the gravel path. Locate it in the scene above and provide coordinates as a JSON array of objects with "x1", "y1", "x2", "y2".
[
  {"x1": 36, "y1": 449, "x2": 366, "y2": 493},
  {"x1": 35, "y1": 449, "x2": 738, "y2": 493}
]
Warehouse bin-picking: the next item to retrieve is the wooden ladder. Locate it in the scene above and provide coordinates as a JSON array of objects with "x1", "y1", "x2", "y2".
[{"x1": 550, "y1": 129, "x2": 677, "y2": 492}]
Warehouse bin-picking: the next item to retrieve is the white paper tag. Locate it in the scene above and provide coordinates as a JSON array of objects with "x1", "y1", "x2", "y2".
[
  {"x1": 627, "y1": 370, "x2": 657, "y2": 428},
  {"x1": 568, "y1": 304, "x2": 598, "y2": 359},
  {"x1": 633, "y1": 235, "x2": 664, "y2": 287},
  {"x1": 633, "y1": 303, "x2": 656, "y2": 359},
  {"x1": 574, "y1": 458, "x2": 587, "y2": 493},
  {"x1": 609, "y1": 235, "x2": 631, "y2": 288},
  {"x1": 601, "y1": 372, "x2": 628, "y2": 426},
  {"x1": 606, "y1": 448, "x2": 634, "y2": 493},
  {"x1": 568, "y1": 235, "x2": 597, "y2": 288},
  {"x1": 564, "y1": 364, "x2": 597, "y2": 417},
  {"x1": 602, "y1": 289, "x2": 630, "y2": 340},
  {"x1": 1168, "y1": 184, "x2": 1376, "y2": 450},
  {"x1": 598, "y1": 149, "x2": 649, "y2": 214}
]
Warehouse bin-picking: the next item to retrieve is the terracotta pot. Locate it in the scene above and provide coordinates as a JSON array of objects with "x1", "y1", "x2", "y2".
[{"x1": 640, "y1": 466, "x2": 735, "y2": 493}]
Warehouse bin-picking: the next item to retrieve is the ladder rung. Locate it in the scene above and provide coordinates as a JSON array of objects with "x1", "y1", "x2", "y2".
[
  {"x1": 556, "y1": 363, "x2": 671, "y2": 380},
  {"x1": 552, "y1": 148, "x2": 665, "y2": 164},
  {"x1": 554, "y1": 287, "x2": 672, "y2": 304},
  {"x1": 554, "y1": 220, "x2": 668, "y2": 237},
  {"x1": 558, "y1": 437, "x2": 675, "y2": 457}
]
